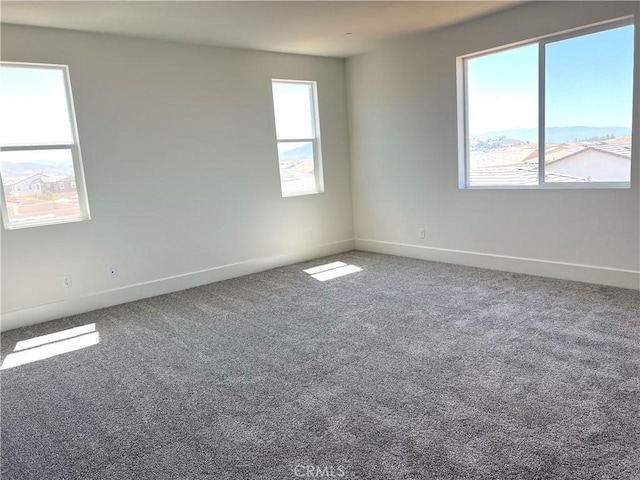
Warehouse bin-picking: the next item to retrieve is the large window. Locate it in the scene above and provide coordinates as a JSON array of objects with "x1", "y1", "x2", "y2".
[
  {"x1": 459, "y1": 18, "x2": 635, "y2": 188},
  {"x1": 0, "y1": 62, "x2": 90, "y2": 229},
  {"x1": 271, "y1": 80, "x2": 323, "y2": 197}
]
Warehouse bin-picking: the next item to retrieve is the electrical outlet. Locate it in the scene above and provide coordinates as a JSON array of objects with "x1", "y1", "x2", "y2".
[
  {"x1": 418, "y1": 228, "x2": 426, "y2": 239},
  {"x1": 61, "y1": 274, "x2": 72, "y2": 288},
  {"x1": 108, "y1": 266, "x2": 118, "y2": 280}
]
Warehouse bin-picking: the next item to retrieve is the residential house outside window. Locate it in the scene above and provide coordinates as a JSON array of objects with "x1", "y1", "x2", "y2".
[
  {"x1": 0, "y1": 62, "x2": 90, "y2": 229},
  {"x1": 458, "y1": 18, "x2": 635, "y2": 188}
]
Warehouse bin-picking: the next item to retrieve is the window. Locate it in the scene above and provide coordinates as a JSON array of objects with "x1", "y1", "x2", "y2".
[
  {"x1": 0, "y1": 62, "x2": 90, "y2": 229},
  {"x1": 271, "y1": 80, "x2": 323, "y2": 196},
  {"x1": 459, "y1": 18, "x2": 635, "y2": 188}
]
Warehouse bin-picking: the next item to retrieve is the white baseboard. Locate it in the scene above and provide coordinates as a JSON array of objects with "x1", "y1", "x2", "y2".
[
  {"x1": 355, "y1": 238, "x2": 640, "y2": 290},
  {"x1": 1, "y1": 239, "x2": 355, "y2": 332},
  {"x1": 4, "y1": 237, "x2": 636, "y2": 332}
]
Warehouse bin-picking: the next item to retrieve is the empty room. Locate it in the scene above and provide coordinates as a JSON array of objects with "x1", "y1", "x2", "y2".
[{"x1": 1, "y1": 1, "x2": 638, "y2": 479}]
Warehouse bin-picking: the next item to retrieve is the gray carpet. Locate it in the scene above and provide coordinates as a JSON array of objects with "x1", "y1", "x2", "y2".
[{"x1": 1, "y1": 251, "x2": 639, "y2": 479}]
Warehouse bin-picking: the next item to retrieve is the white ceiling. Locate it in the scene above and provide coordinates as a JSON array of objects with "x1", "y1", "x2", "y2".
[{"x1": 0, "y1": 1, "x2": 523, "y2": 58}]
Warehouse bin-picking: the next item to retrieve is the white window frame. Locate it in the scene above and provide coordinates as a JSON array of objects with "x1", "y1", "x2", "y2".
[
  {"x1": 0, "y1": 62, "x2": 91, "y2": 229},
  {"x1": 271, "y1": 79, "x2": 324, "y2": 197},
  {"x1": 457, "y1": 16, "x2": 636, "y2": 190}
]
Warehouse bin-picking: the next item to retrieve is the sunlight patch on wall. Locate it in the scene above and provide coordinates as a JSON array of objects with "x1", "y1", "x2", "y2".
[
  {"x1": 304, "y1": 261, "x2": 363, "y2": 281},
  {"x1": 1, "y1": 323, "x2": 99, "y2": 370}
]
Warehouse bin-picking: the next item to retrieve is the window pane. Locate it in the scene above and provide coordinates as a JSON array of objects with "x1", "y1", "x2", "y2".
[
  {"x1": 277, "y1": 141, "x2": 316, "y2": 196},
  {"x1": 545, "y1": 25, "x2": 633, "y2": 183},
  {"x1": 272, "y1": 82, "x2": 314, "y2": 140},
  {"x1": 466, "y1": 44, "x2": 539, "y2": 186},
  {"x1": 0, "y1": 149, "x2": 82, "y2": 224},
  {"x1": 0, "y1": 65, "x2": 74, "y2": 146}
]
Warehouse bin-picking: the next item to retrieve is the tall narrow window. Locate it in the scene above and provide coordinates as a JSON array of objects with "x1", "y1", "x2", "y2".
[
  {"x1": 460, "y1": 18, "x2": 635, "y2": 188},
  {"x1": 0, "y1": 63, "x2": 90, "y2": 229},
  {"x1": 271, "y1": 80, "x2": 323, "y2": 197}
]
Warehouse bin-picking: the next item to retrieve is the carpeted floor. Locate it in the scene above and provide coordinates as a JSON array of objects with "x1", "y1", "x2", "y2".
[{"x1": 1, "y1": 251, "x2": 639, "y2": 479}]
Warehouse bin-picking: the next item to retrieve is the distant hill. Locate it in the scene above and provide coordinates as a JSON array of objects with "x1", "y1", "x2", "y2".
[
  {"x1": 0, "y1": 161, "x2": 74, "y2": 181},
  {"x1": 474, "y1": 126, "x2": 631, "y2": 143},
  {"x1": 280, "y1": 143, "x2": 313, "y2": 160}
]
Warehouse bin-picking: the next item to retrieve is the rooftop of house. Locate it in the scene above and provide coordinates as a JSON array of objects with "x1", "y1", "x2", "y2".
[
  {"x1": 4, "y1": 173, "x2": 75, "y2": 186},
  {"x1": 521, "y1": 141, "x2": 632, "y2": 165},
  {"x1": 590, "y1": 141, "x2": 632, "y2": 158},
  {"x1": 469, "y1": 166, "x2": 588, "y2": 186}
]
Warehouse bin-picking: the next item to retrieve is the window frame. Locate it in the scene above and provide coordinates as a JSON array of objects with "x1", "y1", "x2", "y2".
[
  {"x1": 271, "y1": 79, "x2": 324, "y2": 197},
  {"x1": 0, "y1": 62, "x2": 91, "y2": 229},
  {"x1": 458, "y1": 16, "x2": 636, "y2": 190}
]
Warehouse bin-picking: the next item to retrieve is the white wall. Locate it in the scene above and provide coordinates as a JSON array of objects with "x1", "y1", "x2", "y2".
[
  {"x1": 347, "y1": 1, "x2": 640, "y2": 289},
  {"x1": 0, "y1": 25, "x2": 354, "y2": 330}
]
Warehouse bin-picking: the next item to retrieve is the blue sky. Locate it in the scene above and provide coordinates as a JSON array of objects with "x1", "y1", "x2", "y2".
[{"x1": 467, "y1": 24, "x2": 634, "y2": 136}]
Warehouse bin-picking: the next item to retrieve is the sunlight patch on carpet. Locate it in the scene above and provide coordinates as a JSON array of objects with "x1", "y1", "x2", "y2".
[
  {"x1": 1, "y1": 324, "x2": 99, "y2": 370},
  {"x1": 304, "y1": 261, "x2": 363, "y2": 281}
]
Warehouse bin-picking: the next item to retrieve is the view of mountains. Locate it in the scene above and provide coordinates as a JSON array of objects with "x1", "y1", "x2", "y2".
[
  {"x1": 280, "y1": 143, "x2": 313, "y2": 160},
  {"x1": 4, "y1": 126, "x2": 629, "y2": 181},
  {"x1": 474, "y1": 126, "x2": 631, "y2": 143},
  {"x1": 3, "y1": 145, "x2": 313, "y2": 182},
  {"x1": 0, "y1": 160, "x2": 74, "y2": 180}
]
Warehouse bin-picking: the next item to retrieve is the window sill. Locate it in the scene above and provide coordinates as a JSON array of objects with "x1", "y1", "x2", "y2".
[
  {"x1": 461, "y1": 182, "x2": 631, "y2": 190},
  {"x1": 3, "y1": 214, "x2": 91, "y2": 231},
  {"x1": 281, "y1": 190, "x2": 324, "y2": 198}
]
